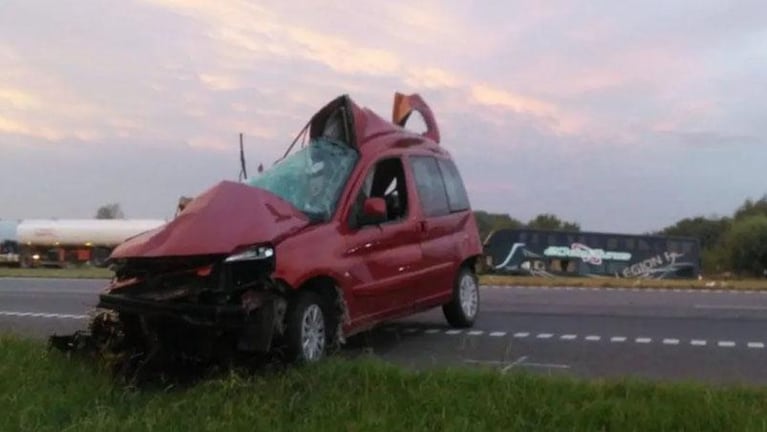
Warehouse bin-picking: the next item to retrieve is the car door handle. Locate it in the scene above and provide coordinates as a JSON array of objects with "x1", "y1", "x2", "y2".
[{"x1": 419, "y1": 220, "x2": 428, "y2": 232}]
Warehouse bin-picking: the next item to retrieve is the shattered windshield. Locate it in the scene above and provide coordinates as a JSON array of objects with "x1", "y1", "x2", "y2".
[{"x1": 248, "y1": 137, "x2": 358, "y2": 221}]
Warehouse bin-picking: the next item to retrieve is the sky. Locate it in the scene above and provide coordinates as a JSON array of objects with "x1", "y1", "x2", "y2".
[{"x1": 1, "y1": 0, "x2": 765, "y2": 233}]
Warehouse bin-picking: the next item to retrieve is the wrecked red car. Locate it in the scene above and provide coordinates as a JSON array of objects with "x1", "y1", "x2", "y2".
[{"x1": 58, "y1": 92, "x2": 483, "y2": 367}]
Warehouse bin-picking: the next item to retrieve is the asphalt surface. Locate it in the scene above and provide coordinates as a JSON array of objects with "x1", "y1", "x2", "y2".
[{"x1": 3, "y1": 277, "x2": 767, "y2": 385}]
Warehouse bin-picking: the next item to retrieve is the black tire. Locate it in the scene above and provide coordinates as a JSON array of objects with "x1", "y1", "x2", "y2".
[
  {"x1": 442, "y1": 266, "x2": 480, "y2": 328},
  {"x1": 283, "y1": 290, "x2": 335, "y2": 363}
]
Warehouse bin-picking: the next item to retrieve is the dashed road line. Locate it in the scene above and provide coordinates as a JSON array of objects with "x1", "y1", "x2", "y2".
[
  {"x1": 382, "y1": 324, "x2": 764, "y2": 351},
  {"x1": 0, "y1": 311, "x2": 88, "y2": 320}
]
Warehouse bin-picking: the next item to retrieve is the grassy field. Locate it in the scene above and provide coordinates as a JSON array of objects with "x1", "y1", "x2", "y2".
[
  {"x1": 0, "y1": 266, "x2": 113, "y2": 279},
  {"x1": 2, "y1": 266, "x2": 766, "y2": 291},
  {"x1": 481, "y1": 274, "x2": 767, "y2": 291},
  {"x1": 3, "y1": 333, "x2": 767, "y2": 431}
]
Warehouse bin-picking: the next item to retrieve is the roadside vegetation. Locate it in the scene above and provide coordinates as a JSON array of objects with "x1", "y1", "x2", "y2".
[
  {"x1": 0, "y1": 267, "x2": 113, "y2": 279},
  {"x1": 481, "y1": 274, "x2": 767, "y2": 290},
  {"x1": 3, "y1": 333, "x2": 767, "y2": 431},
  {"x1": 2, "y1": 267, "x2": 766, "y2": 290}
]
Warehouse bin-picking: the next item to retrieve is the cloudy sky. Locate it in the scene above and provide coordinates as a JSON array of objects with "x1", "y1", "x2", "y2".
[{"x1": 1, "y1": 0, "x2": 765, "y2": 233}]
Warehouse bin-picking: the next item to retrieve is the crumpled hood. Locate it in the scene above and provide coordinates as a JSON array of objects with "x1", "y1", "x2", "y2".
[{"x1": 110, "y1": 180, "x2": 310, "y2": 259}]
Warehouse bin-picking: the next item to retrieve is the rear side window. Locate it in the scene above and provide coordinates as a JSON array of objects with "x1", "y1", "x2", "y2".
[
  {"x1": 437, "y1": 158, "x2": 470, "y2": 212},
  {"x1": 410, "y1": 156, "x2": 450, "y2": 217}
]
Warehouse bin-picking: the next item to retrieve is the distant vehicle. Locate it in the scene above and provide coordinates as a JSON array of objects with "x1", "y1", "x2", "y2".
[
  {"x1": 0, "y1": 240, "x2": 20, "y2": 267},
  {"x1": 54, "y1": 92, "x2": 483, "y2": 368},
  {"x1": 483, "y1": 228, "x2": 701, "y2": 279},
  {"x1": 16, "y1": 219, "x2": 166, "y2": 268}
]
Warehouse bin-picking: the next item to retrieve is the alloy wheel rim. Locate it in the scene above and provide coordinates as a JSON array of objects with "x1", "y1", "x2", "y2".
[
  {"x1": 459, "y1": 274, "x2": 478, "y2": 319},
  {"x1": 301, "y1": 304, "x2": 325, "y2": 361}
]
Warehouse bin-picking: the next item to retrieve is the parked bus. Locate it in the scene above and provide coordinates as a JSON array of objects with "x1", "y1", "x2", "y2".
[{"x1": 483, "y1": 228, "x2": 701, "y2": 279}]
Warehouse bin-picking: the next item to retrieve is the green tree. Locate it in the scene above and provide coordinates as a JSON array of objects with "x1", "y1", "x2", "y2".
[
  {"x1": 734, "y1": 195, "x2": 767, "y2": 221},
  {"x1": 527, "y1": 213, "x2": 580, "y2": 231},
  {"x1": 95, "y1": 203, "x2": 124, "y2": 219},
  {"x1": 722, "y1": 215, "x2": 767, "y2": 277},
  {"x1": 473, "y1": 211, "x2": 523, "y2": 242},
  {"x1": 659, "y1": 216, "x2": 731, "y2": 251}
]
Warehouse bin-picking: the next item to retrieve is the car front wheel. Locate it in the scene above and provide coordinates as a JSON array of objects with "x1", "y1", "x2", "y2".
[
  {"x1": 442, "y1": 266, "x2": 480, "y2": 328},
  {"x1": 284, "y1": 291, "x2": 330, "y2": 363}
]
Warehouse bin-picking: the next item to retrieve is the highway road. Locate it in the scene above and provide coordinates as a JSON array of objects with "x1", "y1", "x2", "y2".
[{"x1": 3, "y1": 277, "x2": 767, "y2": 385}]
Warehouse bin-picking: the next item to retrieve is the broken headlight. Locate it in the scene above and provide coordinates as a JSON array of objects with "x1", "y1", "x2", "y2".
[{"x1": 224, "y1": 245, "x2": 274, "y2": 263}]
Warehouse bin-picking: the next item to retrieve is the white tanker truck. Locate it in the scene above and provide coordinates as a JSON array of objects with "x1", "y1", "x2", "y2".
[{"x1": 15, "y1": 218, "x2": 166, "y2": 268}]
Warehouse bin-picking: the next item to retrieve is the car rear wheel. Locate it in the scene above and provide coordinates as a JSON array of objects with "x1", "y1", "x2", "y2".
[
  {"x1": 442, "y1": 266, "x2": 479, "y2": 328},
  {"x1": 284, "y1": 291, "x2": 330, "y2": 363}
]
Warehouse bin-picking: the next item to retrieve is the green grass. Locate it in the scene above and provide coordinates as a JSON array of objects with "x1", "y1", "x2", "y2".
[
  {"x1": 0, "y1": 267, "x2": 767, "y2": 290},
  {"x1": 4, "y1": 334, "x2": 767, "y2": 431},
  {"x1": 3, "y1": 266, "x2": 767, "y2": 292},
  {"x1": 0, "y1": 267, "x2": 113, "y2": 279},
  {"x1": 480, "y1": 274, "x2": 767, "y2": 291}
]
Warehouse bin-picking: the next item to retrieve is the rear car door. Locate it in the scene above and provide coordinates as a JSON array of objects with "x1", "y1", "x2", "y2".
[
  {"x1": 408, "y1": 155, "x2": 474, "y2": 308},
  {"x1": 343, "y1": 156, "x2": 423, "y2": 325}
]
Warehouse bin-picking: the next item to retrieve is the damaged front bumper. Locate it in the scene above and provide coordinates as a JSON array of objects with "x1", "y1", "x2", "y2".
[
  {"x1": 49, "y1": 255, "x2": 291, "y2": 377},
  {"x1": 97, "y1": 291, "x2": 278, "y2": 330}
]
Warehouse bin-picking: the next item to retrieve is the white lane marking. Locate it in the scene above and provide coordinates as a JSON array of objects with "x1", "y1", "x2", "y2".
[
  {"x1": 694, "y1": 304, "x2": 767, "y2": 311},
  {"x1": 520, "y1": 362, "x2": 571, "y2": 369},
  {"x1": 500, "y1": 356, "x2": 529, "y2": 373},
  {"x1": 0, "y1": 311, "x2": 89, "y2": 319},
  {"x1": 395, "y1": 325, "x2": 764, "y2": 353}
]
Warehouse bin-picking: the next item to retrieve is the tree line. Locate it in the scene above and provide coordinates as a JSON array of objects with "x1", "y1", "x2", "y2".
[{"x1": 474, "y1": 194, "x2": 767, "y2": 278}]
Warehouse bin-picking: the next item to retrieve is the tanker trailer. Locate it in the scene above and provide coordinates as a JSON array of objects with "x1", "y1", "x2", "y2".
[{"x1": 17, "y1": 219, "x2": 166, "y2": 268}]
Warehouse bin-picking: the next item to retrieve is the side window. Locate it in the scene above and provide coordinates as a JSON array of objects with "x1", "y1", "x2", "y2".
[
  {"x1": 349, "y1": 157, "x2": 409, "y2": 227},
  {"x1": 410, "y1": 155, "x2": 450, "y2": 217},
  {"x1": 436, "y1": 158, "x2": 470, "y2": 212}
]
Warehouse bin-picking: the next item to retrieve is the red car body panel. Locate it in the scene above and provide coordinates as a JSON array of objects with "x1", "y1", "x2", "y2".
[{"x1": 110, "y1": 181, "x2": 310, "y2": 258}]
